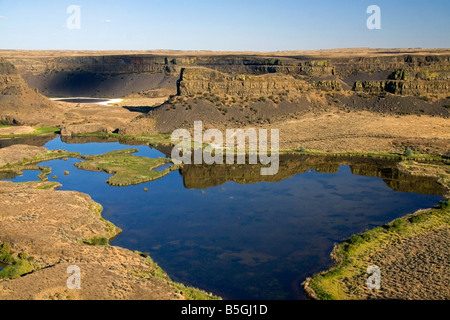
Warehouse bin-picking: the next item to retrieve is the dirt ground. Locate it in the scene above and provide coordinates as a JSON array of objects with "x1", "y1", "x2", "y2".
[
  {"x1": 0, "y1": 126, "x2": 34, "y2": 135},
  {"x1": 269, "y1": 109, "x2": 450, "y2": 154},
  {"x1": 366, "y1": 227, "x2": 450, "y2": 300},
  {"x1": 54, "y1": 98, "x2": 162, "y2": 135},
  {"x1": 0, "y1": 144, "x2": 47, "y2": 167},
  {"x1": 0, "y1": 178, "x2": 196, "y2": 300}
]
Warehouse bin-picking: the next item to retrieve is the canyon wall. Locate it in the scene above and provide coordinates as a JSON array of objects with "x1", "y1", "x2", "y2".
[{"x1": 4, "y1": 52, "x2": 449, "y2": 99}]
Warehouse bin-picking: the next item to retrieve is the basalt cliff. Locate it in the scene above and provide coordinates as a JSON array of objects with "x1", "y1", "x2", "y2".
[{"x1": 0, "y1": 49, "x2": 449, "y2": 155}]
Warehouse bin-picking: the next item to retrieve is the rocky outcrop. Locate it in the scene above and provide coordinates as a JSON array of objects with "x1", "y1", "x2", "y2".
[
  {"x1": 178, "y1": 67, "x2": 312, "y2": 96},
  {"x1": 0, "y1": 144, "x2": 47, "y2": 167},
  {"x1": 0, "y1": 58, "x2": 63, "y2": 126},
  {"x1": 176, "y1": 54, "x2": 449, "y2": 98},
  {"x1": 353, "y1": 80, "x2": 448, "y2": 95},
  {"x1": 60, "y1": 123, "x2": 109, "y2": 136},
  {"x1": 4, "y1": 50, "x2": 450, "y2": 100}
]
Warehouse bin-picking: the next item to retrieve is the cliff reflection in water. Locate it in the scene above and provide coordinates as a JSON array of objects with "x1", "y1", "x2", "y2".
[
  {"x1": 59, "y1": 135, "x2": 444, "y2": 196},
  {"x1": 181, "y1": 154, "x2": 444, "y2": 196}
]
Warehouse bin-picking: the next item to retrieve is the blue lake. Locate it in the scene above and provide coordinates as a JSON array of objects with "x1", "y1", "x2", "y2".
[{"x1": 2, "y1": 136, "x2": 444, "y2": 299}]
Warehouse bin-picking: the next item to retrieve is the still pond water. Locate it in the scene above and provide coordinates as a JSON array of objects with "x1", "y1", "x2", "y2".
[{"x1": 2, "y1": 137, "x2": 444, "y2": 299}]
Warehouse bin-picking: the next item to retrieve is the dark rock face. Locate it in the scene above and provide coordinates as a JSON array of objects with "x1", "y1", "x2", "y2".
[
  {"x1": 1, "y1": 50, "x2": 449, "y2": 130},
  {"x1": 6, "y1": 52, "x2": 450, "y2": 99}
]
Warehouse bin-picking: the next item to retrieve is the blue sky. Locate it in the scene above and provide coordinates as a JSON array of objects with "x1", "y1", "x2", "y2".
[{"x1": 0, "y1": 0, "x2": 449, "y2": 51}]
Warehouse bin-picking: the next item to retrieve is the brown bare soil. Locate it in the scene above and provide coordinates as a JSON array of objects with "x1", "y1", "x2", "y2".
[
  {"x1": 0, "y1": 144, "x2": 47, "y2": 167},
  {"x1": 268, "y1": 109, "x2": 450, "y2": 155},
  {"x1": 55, "y1": 99, "x2": 160, "y2": 135},
  {"x1": 0, "y1": 126, "x2": 34, "y2": 135},
  {"x1": 0, "y1": 180, "x2": 184, "y2": 300},
  {"x1": 367, "y1": 228, "x2": 450, "y2": 300}
]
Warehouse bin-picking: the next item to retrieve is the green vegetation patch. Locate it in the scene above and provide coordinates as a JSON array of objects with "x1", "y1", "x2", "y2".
[
  {"x1": 75, "y1": 148, "x2": 176, "y2": 186},
  {"x1": 32, "y1": 127, "x2": 60, "y2": 135},
  {"x1": 34, "y1": 181, "x2": 61, "y2": 190},
  {"x1": 284, "y1": 148, "x2": 449, "y2": 164},
  {"x1": 0, "y1": 151, "x2": 80, "y2": 182},
  {"x1": 82, "y1": 203, "x2": 122, "y2": 246},
  {"x1": 0, "y1": 242, "x2": 35, "y2": 279},
  {"x1": 72, "y1": 132, "x2": 173, "y2": 147}
]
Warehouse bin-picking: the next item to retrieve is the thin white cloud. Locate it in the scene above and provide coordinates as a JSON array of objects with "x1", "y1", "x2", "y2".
[{"x1": 100, "y1": 19, "x2": 111, "y2": 23}]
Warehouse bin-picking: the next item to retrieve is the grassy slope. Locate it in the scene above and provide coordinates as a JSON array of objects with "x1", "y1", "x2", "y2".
[{"x1": 304, "y1": 160, "x2": 450, "y2": 300}]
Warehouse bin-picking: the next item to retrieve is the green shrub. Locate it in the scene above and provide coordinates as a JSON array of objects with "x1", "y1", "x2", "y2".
[
  {"x1": 409, "y1": 215, "x2": 426, "y2": 224},
  {"x1": 0, "y1": 243, "x2": 11, "y2": 255},
  {"x1": 17, "y1": 252, "x2": 28, "y2": 260},
  {"x1": 0, "y1": 243, "x2": 14, "y2": 264},
  {"x1": 83, "y1": 237, "x2": 109, "y2": 246},
  {"x1": 390, "y1": 219, "x2": 405, "y2": 231},
  {"x1": 403, "y1": 147, "x2": 414, "y2": 157},
  {"x1": 437, "y1": 200, "x2": 449, "y2": 210},
  {"x1": 347, "y1": 234, "x2": 363, "y2": 245},
  {"x1": 0, "y1": 259, "x2": 34, "y2": 279}
]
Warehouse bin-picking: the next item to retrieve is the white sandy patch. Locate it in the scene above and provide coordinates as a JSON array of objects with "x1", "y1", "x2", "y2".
[
  {"x1": 98, "y1": 99, "x2": 123, "y2": 106},
  {"x1": 50, "y1": 97, "x2": 123, "y2": 106}
]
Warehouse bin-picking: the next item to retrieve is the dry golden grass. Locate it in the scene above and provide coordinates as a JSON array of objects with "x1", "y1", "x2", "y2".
[
  {"x1": 1, "y1": 48, "x2": 449, "y2": 59},
  {"x1": 263, "y1": 109, "x2": 450, "y2": 154}
]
